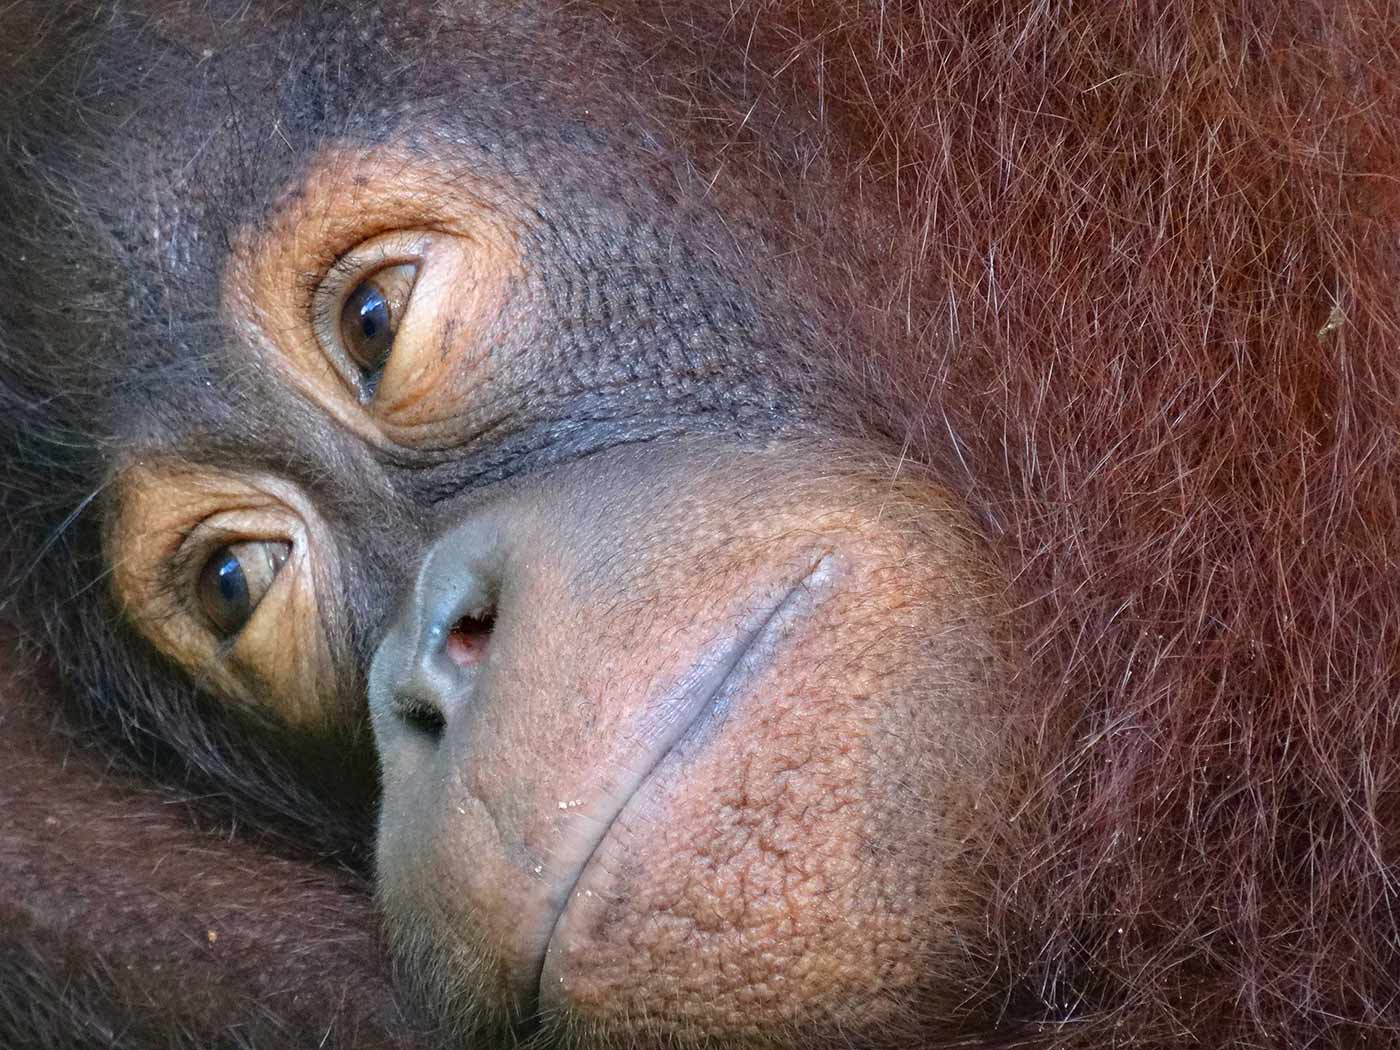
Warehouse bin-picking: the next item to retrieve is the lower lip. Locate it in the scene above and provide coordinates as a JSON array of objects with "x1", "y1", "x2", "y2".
[{"x1": 528, "y1": 554, "x2": 836, "y2": 1010}]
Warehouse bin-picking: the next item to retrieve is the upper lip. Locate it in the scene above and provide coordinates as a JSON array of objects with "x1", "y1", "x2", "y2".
[{"x1": 520, "y1": 554, "x2": 835, "y2": 1014}]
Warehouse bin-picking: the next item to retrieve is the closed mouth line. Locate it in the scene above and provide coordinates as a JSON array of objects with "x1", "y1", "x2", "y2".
[{"x1": 525, "y1": 553, "x2": 835, "y2": 1015}]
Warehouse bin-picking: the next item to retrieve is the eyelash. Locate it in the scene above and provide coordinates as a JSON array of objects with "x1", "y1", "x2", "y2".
[
  {"x1": 324, "y1": 252, "x2": 366, "y2": 291},
  {"x1": 304, "y1": 230, "x2": 432, "y2": 306},
  {"x1": 299, "y1": 252, "x2": 364, "y2": 327},
  {"x1": 161, "y1": 523, "x2": 227, "y2": 624},
  {"x1": 163, "y1": 521, "x2": 270, "y2": 625},
  {"x1": 295, "y1": 224, "x2": 394, "y2": 295}
]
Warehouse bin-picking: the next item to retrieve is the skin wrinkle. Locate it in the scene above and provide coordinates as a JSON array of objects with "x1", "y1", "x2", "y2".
[
  {"x1": 108, "y1": 466, "x2": 347, "y2": 725},
  {"x1": 230, "y1": 154, "x2": 528, "y2": 450},
  {"x1": 509, "y1": 459, "x2": 1002, "y2": 1030},
  {"x1": 534, "y1": 571, "x2": 823, "y2": 1008},
  {"x1": 363, "y1": 448, "x2": 1004, "y2": 1042}
]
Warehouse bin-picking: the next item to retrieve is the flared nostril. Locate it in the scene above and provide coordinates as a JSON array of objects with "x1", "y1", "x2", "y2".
[
  {"x1": 392, "y1": 600, "x2": 496, "y2": 739},
  {"x1": 394, "y1": 691, "x2": 448, "y2": 740},
  {"x1": 368, "y1": 518, "x2": 506, "y2": 751},
  {"x1": 383, "y1": 603, "x2": 492, "y2": 742},
  {"x1": 446, "y1": 610, "x2": 496, "y2": 668}
]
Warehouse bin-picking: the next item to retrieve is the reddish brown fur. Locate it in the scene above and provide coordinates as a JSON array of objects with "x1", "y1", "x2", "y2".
[
  {"x1": 3, "y1": 1, "x2": 1399, "y2": 1047},
  {"x1": 0, "y1": 649, "x2": 423, "y2": 1048},
  {"x1": 578, "y1": 0, "x2": 1400, "y2": 1042},
  {"x1": 836, "y1": 2, "x2": 1400, "y2": 1044}
]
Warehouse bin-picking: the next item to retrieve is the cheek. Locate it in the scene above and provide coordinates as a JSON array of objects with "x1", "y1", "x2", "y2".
[
  {"x1": 371, "y1": 448, "x2": 1009, "y2": 1043},
  {"x1": 540, "y1": 558, "x2": 1002, "y2": 1031}
]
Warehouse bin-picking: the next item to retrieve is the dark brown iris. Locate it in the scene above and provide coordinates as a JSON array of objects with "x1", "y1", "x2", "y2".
[
  {"x1": 197, "y1": 540, "x2": 292, "y2": 637},
  {"x1": 337, "y1": 263, "x2": 418, "y2": 393}
]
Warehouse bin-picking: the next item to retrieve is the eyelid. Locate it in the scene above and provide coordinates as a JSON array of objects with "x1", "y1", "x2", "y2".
[
  {"x1": 168, "y1": 512, "x2": 295, "y2": 634},
  {"x1": 311, "y1": 232, "x2": 432, "y2": 395},
  {"x1": 111, "y1": 466, "x2": 347, "y2": 727},
  {"x1": 198, "y1": 539, "x2": 293, "y2": 639}
]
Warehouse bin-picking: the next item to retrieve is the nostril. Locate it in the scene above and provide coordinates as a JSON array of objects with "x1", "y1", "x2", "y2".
[
  {"x1": 446, "y1": 609, "x2": 495, "y2": 669},
  {"x1": 395, "y1": 695, "x2": 447, "y2": 741},
  {"x1": 380, "y1": 603, "x2": 493, "y2": 744}
]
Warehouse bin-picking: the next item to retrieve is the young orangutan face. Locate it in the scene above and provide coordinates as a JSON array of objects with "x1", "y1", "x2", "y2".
[{"x1": 1, "y1": 1, "x2": 1390, "y2": 1048}]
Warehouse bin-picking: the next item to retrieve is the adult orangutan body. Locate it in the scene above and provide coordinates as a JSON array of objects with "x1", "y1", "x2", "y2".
[{"x1": 0, "y1": 2, "x2": 1396, "y2": 1048}]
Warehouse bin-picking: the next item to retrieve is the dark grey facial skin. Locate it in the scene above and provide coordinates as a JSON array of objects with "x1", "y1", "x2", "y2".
[
  {"x1": 0, "y1": 0, "x2": 876, "y2": 816},
  {"x1": 0, "y1": 3, "x2": 948, "y2": 1044}
]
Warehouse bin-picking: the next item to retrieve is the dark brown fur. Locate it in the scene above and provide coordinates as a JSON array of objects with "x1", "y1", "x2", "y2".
[{"x1": 0, "y1": 649, "x2": 423, "y2": 1049}]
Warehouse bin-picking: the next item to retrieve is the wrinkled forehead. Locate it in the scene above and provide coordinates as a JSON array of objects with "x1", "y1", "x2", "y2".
[
  {"x1": 0, "y1": 2, "x2": 721, "y2": 433},
  {"x1": 4, "y1": 3, "x2": 628, "y2": 255}
]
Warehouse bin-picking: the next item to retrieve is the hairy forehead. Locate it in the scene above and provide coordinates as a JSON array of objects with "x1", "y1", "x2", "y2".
[
  {"x1": 0, "y1": 0, "x2": 822, "y2": 468},
  {"x1": 0, "y1": 2, "x2": 664, "y2": 380},
  {"x1": 1, "y1": 1, "x2": 822, "y2": 302},
  {"x1": 2, "y1": 4, "x2": 515, "y2": 231}
]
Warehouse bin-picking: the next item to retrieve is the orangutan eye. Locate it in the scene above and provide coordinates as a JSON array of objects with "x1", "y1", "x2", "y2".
[
  {"x1": 197, "y1": 540, "x2": 291, "y2": 638},
  {"x1": 336, "y1": 263, "x2": 418, "y2": 396}
]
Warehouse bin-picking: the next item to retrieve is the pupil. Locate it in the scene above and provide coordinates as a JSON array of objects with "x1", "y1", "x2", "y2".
[
  {"x1": 199, "y1": 548, "x2": 252, "y2": 637},
  {"x1": 359, "y1": 299, "x2": 383, "y2": 339},
  {"x1": 216, "y1": 555, "x2": 247, "y2": 606},
  {"x1": 341, "y1": 282, "x2": 393, "y2": 375}
]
